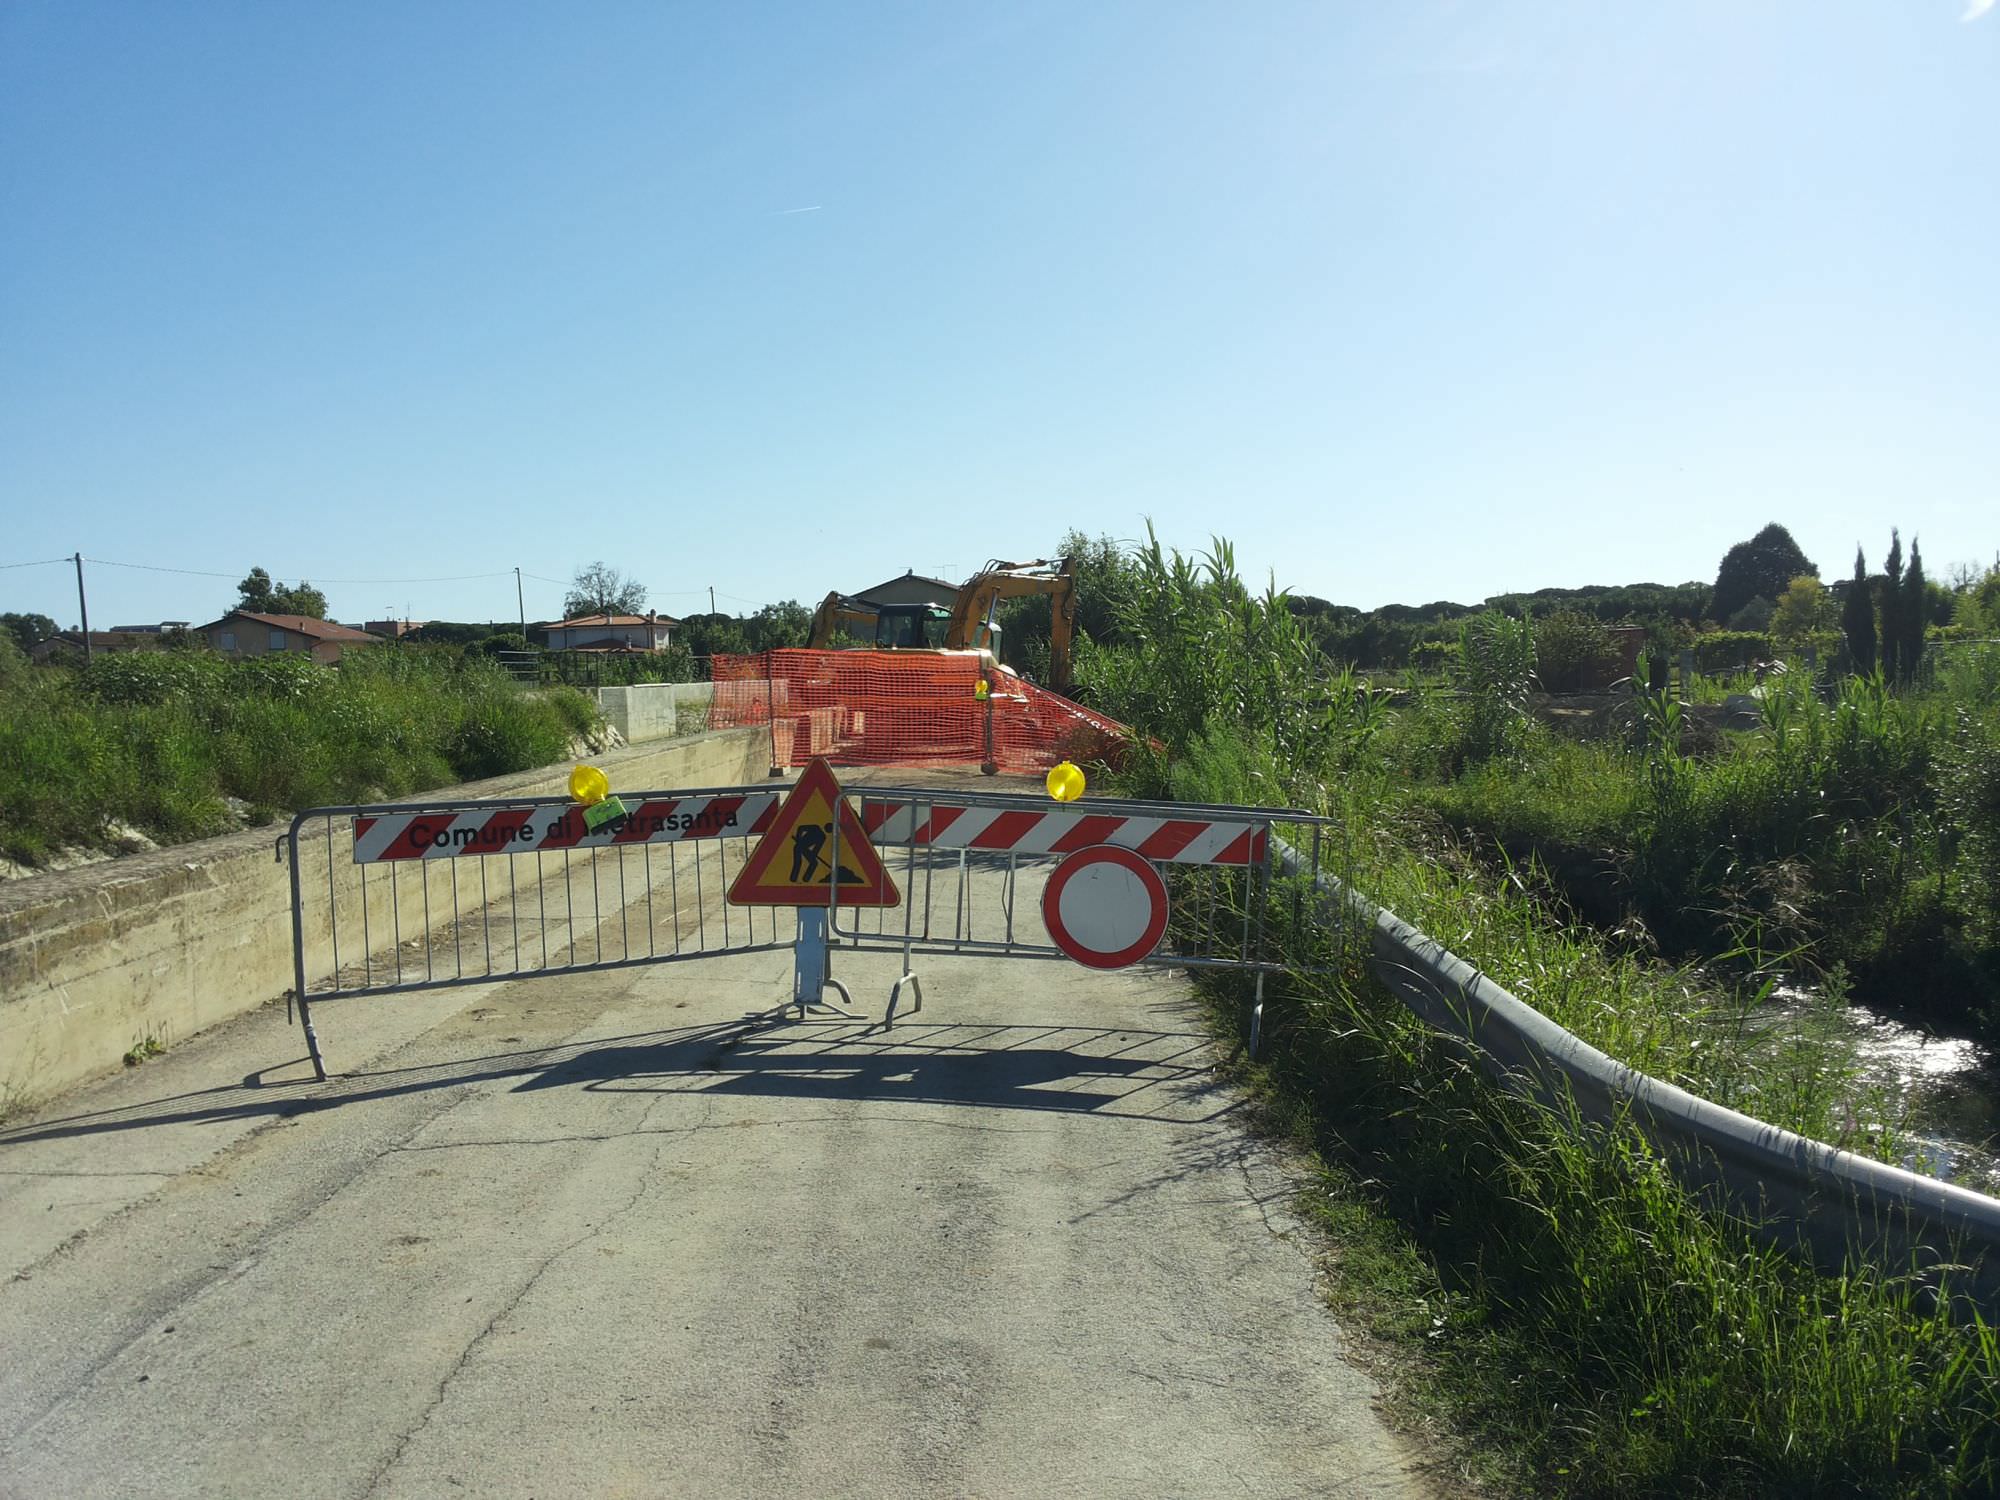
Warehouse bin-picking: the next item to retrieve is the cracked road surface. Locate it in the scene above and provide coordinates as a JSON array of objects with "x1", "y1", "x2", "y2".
[{"x1": 0, "y1": 851, "x2": 1437, "y2": 1498}]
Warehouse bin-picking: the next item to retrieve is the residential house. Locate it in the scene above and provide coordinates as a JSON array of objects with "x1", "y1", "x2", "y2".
[
  {"x1": 199, "y1": 611, "x2": 382, "y2": 664},
  {"x1": 29, "y1": 629, "x2": 177, "y2": 663},
  {"x1": 363, "y1": 618, "x2": 428, "y2": 639},
  {"x1": 541, "y1": 611, "x2": 678, "y2": 652},
  {"x1": 852, "y1": 571, "x2": 960, "y2": 611}
]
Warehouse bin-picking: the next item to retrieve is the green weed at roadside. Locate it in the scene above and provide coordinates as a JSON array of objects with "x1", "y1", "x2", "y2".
[{"x1": 0, "y1": 646, "x2": 603, "y2": 865}]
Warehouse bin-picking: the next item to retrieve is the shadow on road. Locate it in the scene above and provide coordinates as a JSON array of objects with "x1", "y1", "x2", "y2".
[
  {"x1": 518, "y1": 1021, "x2": 1232, "y2": 1119},
  {"x1": 0, "y1": 1018, "x2": 1231, "y2": 1150}
]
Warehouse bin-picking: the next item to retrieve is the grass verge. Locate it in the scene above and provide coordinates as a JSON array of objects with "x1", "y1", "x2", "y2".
[{"x1": 1191, "y1": 946, "x2": 2000, "y2": 1498}]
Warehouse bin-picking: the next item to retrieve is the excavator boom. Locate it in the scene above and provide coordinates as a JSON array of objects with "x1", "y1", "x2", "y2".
[{"x1": 943, "y1": 557, "x2": 1078, "y2": 691}]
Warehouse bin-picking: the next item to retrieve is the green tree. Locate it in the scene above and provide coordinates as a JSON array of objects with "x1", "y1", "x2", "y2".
[
  {"x1": 1879, "y1": 530, "x2": 1903, "y2": 683},
  {"x1": 1771, "y1": 574, "x2": 1826, "y2": 650},
  {"x1": 1957, "y1": 564, "x2": 2000, "y2": 634},
  {"x1": 744, "y1": 600, "x2": 810, "y2": 652},
  {"x1": 1840, "y1": 546, "x2": 1875, "y2": 674},
  {"x1": 677, "y1": 613, "x2": 751, "y2": 659},
  {"x1": 1709, "y1": 523, "x2": 1816, "y2": 623},
  {"x1": 995, "y1": 531, "x2": 1135, "y2": 666},
  {"x1": 1726, "y1": 595, "x2": 1777, "y2": 632},
  {"x1": 562, "y1": 561, "x2": 647, "y2": 618},
  {"x1": 411, "y1": 621, "x2": 503, "y2": 646},
  {"x1": 0, "y1": 611, "x2": 58, "y2": 651},
  {"x1": 235, "y1": 567, "x2": 328, "y2": 619},
  {"x1": 1901, "y1": 536, "x2": 1927, "y2": 683}
]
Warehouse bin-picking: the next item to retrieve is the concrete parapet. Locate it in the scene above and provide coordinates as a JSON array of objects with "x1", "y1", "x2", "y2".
[
  {"x1": 0, "y1": 727, "x2": 774, "y2": 1112},
  {"x1": 592, "y1": 681, "x2": 717, "y2": 745}
]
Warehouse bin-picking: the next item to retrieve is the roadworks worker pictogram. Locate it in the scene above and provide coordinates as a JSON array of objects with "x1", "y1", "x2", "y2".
[{"x1": 728, "y1": 757, "x2": 899, "y2": 907}]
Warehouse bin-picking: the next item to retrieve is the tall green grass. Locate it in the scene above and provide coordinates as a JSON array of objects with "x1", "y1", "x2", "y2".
[
  {"x1": 1240, "y1": 955, "x2": 2000, "y2": 1497},
  {"x1": 1079, "y1": 536, "x2": 2000, "y2": 1496},
  {"x1": 0, "y1": 642, "x2": 601, "y2": 864},
  {"x1": 1397, "y1": 654, "x2": 2000, "y2": 1033}
]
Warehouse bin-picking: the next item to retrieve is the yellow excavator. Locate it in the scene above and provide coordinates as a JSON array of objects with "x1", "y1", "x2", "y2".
[{"x1": 807, "y1": 557, "x2": 1079, "y2": 691}]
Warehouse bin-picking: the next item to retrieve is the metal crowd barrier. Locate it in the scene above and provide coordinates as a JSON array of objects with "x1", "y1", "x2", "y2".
[
  {"x1": 281, "y1": 774, "x2": 1347, "y2": 1080},
  {"x1": 836, "y1": 786, "x2": 1348, "y2": 1037},
  {"x1": 281, "y1": 783, "x2": 801, "y2": 1078}
]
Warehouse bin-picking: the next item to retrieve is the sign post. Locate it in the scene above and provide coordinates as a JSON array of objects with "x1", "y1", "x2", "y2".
[{"x1": 728, "y1": 757, "x2": 898, "y2": 1018}]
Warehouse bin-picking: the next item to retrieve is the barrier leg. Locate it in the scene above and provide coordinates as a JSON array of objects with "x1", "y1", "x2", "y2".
[
  {"x1": 884, "y1": 970, "x2": 922, "y2": 1029},
  {"x1": 1248, "y1": 970, "x2": 1266, "y2": 1060},
  {"x1": 298, "y1": 993, "x2": 328, "y2": 1082}
]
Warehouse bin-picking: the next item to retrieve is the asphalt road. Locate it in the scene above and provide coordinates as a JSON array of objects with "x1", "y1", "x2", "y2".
[{"x1": 1, "y1": 831, "x2": 1438, "y2": 1499}]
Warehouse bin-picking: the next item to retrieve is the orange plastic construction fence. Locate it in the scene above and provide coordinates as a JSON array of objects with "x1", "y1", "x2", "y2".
[{"x1": 708, "y1": 649, "x2": 1129, "y2": 774}]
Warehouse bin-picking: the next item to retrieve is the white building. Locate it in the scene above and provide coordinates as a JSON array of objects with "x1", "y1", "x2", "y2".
[{"x1": 541, "y1": 611, "x2": 677, "y2": 652}]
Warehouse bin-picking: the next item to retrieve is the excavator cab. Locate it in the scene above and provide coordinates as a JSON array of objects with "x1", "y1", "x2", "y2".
[
  {"x1": 808, "y1": 594, "x2": 951, "y2": 651},
  {"x1": 872, "y1": 603, "x2": 952, "y2": 649}
]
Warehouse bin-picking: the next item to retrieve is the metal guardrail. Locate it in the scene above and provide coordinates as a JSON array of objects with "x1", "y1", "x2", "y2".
[{"x1": 1275, "y1": 841, "x2": 2000, "y2": 1314}]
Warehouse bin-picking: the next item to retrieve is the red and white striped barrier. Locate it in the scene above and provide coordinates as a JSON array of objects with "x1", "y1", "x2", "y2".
[
  {"x1": 859, "y1": 800, "x2": 1268, "y2": 866},
  {"x1": 352, "y1": 792, "x2": 780, "y2": 863}
]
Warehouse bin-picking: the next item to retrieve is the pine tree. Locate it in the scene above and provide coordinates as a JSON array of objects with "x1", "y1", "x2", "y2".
[
  {"x1": 1709, "y1": 523, "x2": 1817, "y2": 622},
  {"x1": 1841, "y1": 545, "x2": 1875, "y2": 674}
]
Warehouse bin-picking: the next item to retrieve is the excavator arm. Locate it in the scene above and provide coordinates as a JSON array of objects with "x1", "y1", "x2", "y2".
[
  {"x1": 807, "y1": 591, "x2": 879, "y2": 649},
  {"x1": 944, "y1": 557, "x2": 1079, "y2": 691}
]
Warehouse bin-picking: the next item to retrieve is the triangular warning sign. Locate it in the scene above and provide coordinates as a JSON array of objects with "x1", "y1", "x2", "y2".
[{"x1": 727, "y1": 758, "x2": 899, "y2": 907}]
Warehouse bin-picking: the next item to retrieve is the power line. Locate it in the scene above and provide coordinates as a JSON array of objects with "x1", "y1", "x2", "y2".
[
  {"x1": 522, "y1": 572, "x2": 762, "y2": 607},
  {"x1": 78, "y1": 559, "x2": 235, "y2": 578},
  {"x1": 84, "y1": 557, "x2": 517, "y2": 586},
  {"x1": 28, "y1": 553, "x2": 779, "y2": 614}
]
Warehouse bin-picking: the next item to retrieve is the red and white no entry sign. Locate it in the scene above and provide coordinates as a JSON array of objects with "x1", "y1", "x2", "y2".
[{"x1": 1041, "y1": 845, "x2": 1170, "y2": 970}]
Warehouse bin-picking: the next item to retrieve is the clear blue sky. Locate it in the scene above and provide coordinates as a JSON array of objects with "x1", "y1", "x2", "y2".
[{"x1": 3, "y1": 1, "x2": 1995, "y2": 630}]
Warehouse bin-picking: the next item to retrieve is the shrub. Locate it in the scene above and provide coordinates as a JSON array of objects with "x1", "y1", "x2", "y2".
[
  {"x1": 1692, "y1": 630, "x2": 1774, "y2": 673},
  {"x1": 1942, "y1": 714, "x2": 2000, "y2": 948},
  {"x1": 1534, "y1": 609, "x2": 1619, "y2": 692},
  {"x1": 1727, "y1": 594, "x2": 1778, "y2": 632},
  {"x1": 79, "y1": 650, "x2": 225, "y2": 706},
  {"x1": 445, "y1": 695, "x2": 573, "y2": 782},
  {"x1": 0, "y1": 632, "x2": 32, "y2": 693}
]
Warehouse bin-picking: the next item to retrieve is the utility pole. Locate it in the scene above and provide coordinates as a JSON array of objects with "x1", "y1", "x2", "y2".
[
  {"x1": 515, "y1": 567, "x2": 526, "y2": 634},
  {"x1": 73, "y1": 552, "x2": 92, "y2": 663},
  {"x1": 709, "y1": 585, "x2": 716, "y2": 617}
]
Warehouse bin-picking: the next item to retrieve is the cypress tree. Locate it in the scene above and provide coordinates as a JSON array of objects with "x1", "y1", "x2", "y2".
[
  {"x1": 1880, "y1": 530, "x2": 1903, "y2": 684},
  {"x1": 1841, "y1": 545, "x2": 1875, "y2": 674},
  {"x1": 1902, "y1": 537, "x2": 1926, "y2": 684}
]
